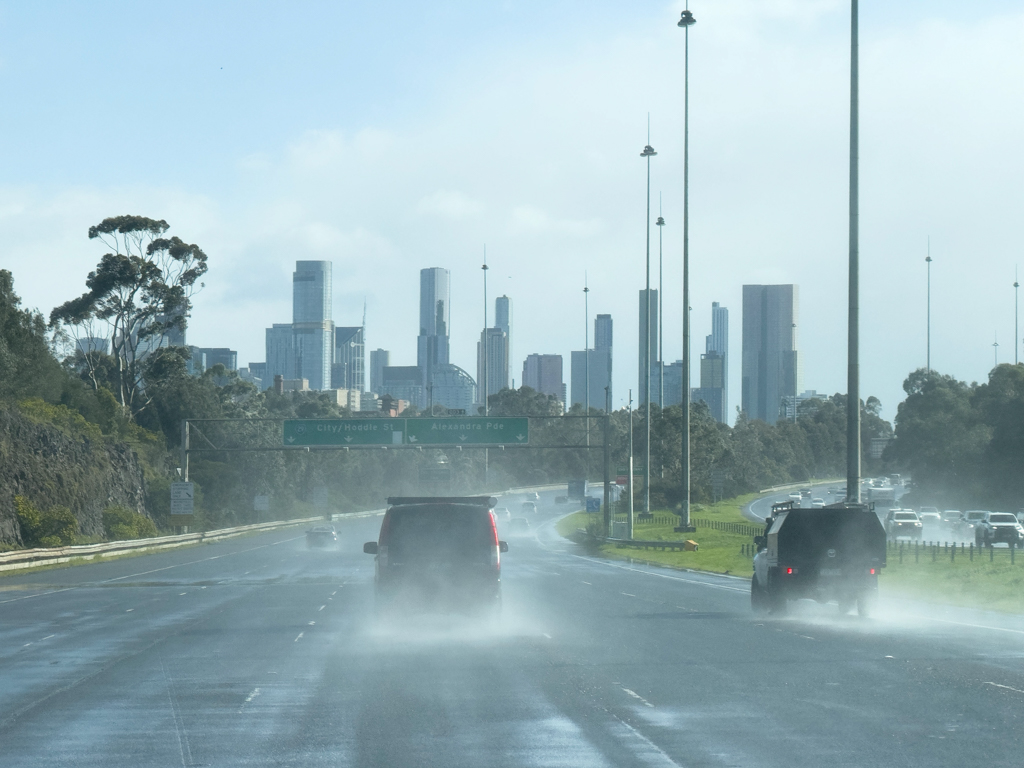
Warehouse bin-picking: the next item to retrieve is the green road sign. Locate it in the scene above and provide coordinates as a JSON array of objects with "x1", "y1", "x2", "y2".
[
  {"x1": 405, "y1": 417, "x2": 529, "y2": 446},
  {"x1": 283, "y1": 419, "x2": 405, "y2": 446}
]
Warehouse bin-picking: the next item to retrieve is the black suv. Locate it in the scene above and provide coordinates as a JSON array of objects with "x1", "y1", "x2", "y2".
[{"x1": 364, "y1": 496, "x2": 508, "y2": 615}]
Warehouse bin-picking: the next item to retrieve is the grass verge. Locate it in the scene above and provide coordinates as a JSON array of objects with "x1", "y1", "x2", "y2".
[
  {"x1": 556, "y1": 510, "x2": 753, "y2": 577},
  {"x1": 557, "y1": 507, "x2": 1024, "y2": 614}
]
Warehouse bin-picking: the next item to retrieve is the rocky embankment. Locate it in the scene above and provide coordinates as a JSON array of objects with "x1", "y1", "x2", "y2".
[{"x1": 0, "y1": 408, "x2": 147, "y2": 546}]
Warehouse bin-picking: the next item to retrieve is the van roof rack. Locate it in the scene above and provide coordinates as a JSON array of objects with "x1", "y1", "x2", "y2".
[{"x1": 386, "y1": 496, "x2": 497, "y2": 508}]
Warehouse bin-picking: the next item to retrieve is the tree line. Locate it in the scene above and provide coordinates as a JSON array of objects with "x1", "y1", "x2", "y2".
[{"x1": 3, "y1": 212, "x2": 917, "y2": 545}]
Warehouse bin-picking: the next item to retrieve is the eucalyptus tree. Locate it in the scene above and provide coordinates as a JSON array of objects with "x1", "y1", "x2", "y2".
[{"x1": 50, "y1": 215, "x2": 208, "y2": 417}]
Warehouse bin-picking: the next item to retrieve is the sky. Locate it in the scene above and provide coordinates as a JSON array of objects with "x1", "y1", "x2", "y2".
[{"x1": 2, "y1": 0, "x2": 1023, "y2": 422}]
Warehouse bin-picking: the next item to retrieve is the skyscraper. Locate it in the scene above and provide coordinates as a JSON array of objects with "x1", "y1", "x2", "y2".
[
  {"x1": 700, "y1": 302, "x2": 729, "y2": 423},
  {"x1": 742, "y1": 284, "x2": 800, "y2": 424},
  {"x1": 430, "y1": 364, "x2": 477, "y2": 412},
  {"x1": 332, "y1": 327, "x2": 365, "y2": 391},
  {"x1": 477, "y1": 326, "x2": 509, "y2": 403},
  {"x1": 638, "y1": 289, "x2": 659, "y2": 405},
  {"x1": 291, "y1": 261, "x2": 334, "y2": 391},
  {"x1": 522, "y1": 354, "x2": 564, "y2": 403},
  {"x1": 417, "y1": 268, "x2": 450, "y2": 392},
  {"x1": 595, "y1": 314, "x2": 613, "y2": 354},
  {"x1": 369, "y1": 349, "x2": 389, "y2": 394},
  {"x1": 571, "y1": 314, "x2": 613, "y2": 411},
  {"x1": 266, "y1": 323, "x2": 296, "y2": 382},
  {"x1": 495, "y1": 295, "x2": 512, "y2": 375}
]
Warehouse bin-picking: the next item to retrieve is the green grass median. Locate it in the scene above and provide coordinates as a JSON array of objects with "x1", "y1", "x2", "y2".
[
  {"x1": 556, "y1": 501, "x2": 1024, "y2": 614},
  {"x1": 556, "y1": 507, "x2": 755, "y2": 577}
]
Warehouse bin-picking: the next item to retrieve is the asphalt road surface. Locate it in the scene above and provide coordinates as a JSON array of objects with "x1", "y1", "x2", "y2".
[{"x1": 2, "y1": 491, "x2": 1023, "y2": 767}]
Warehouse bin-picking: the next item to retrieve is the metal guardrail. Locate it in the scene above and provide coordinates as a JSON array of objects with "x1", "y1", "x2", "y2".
[
  {"x1": 0, "y1": 484, "x2": 562, "y2": 575},
  {"x1": 0, "y1": 512, "x2": 386, "y2": 574},
  {"x1": 608, "y1": 538, "x2": 698, "y2": 552}
]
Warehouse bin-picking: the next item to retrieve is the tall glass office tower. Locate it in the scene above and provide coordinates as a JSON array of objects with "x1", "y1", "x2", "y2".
[
  {"x1": 417, "y1": 267, "x2": 451, "y2": 391},
  {"x1": 292, "y1": 261, "x2": 333, "y2": 391}
]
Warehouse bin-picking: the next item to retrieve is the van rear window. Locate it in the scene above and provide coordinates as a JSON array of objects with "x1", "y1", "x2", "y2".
[{"x1": 385, "y1": 505, "x2": 494, "y2": 562}]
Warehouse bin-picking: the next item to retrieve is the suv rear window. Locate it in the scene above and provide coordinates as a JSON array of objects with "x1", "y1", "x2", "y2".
[
  {"x1": 894, "y1": 513, "x2": 917, "y2": 521},
  {"x1": 385, "y1": 505, "x2": 494, "y2": 564}
]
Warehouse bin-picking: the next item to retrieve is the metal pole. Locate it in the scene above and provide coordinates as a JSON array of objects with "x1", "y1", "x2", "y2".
[
  {"x1": 641, "y1": 134, "x2": 656, "y2": 516},
  {"x1": 657, "y1": 199, "x2": 665, "y2": 419},
  {"x1": 180, "y1": 419, "x2": 189, "y2": 481},
  {"x1": 926, "y1": 238, "x2": 931, "y2": 372},
  {"x1": 603, "y1": 393, "x2": 611, "y2": 536},
  {"x1": 628, "y1": 389, "x2": 634, "y2": 539},
  {"x1": 1015, "y1": 268, "x2": 1019, "y2": 365},
  {"x1": 482, "y1": 252, "x2": 489, "y2": 488},
  {"x1": 678, "y1": 6, "x2": 695, "y2": 530},
  {"x1": 846, "y1": 0, "x2": 861, "y2": 505},
  {"x1": 993, "y1": 333, "x2": 999, "y2": 368},
  {"x1": 584, "y1": 279, "x2": 590, "y2": 448}
]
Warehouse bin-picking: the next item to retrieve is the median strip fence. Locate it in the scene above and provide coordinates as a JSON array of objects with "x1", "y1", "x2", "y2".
[{"x1": 887, "y1": 539, "x2": 1021, "y2": 566}]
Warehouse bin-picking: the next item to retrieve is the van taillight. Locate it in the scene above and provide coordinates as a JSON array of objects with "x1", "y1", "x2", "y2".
[
  {"x1": 786, "y1": 567, "x2": 796, "y2": 575},
  {"x1": 870, "y1": 568, "x2": 876, "y2": 575},
  {"x1": 489, "y1": 511, "x2": 500, "y2": 570}
]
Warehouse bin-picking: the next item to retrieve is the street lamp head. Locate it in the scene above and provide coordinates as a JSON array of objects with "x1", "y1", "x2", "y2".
[
  {"x1": 677, "y1": 10, "x2": 695, "y2": 28},
  {"x1": 481, "y1": 263, "x2": 489, "y2": 271},
  {"x1": 925, "y1": 256, "x2": 932, "y2": 263},
  {"x1": 583, "y1": 286, "x2": 589, "y2": 294},
  {"x1": 640, "y1": 145, "x2": 657, "y2": 157},
  {"x1": 656, "y1": 216, "x2": 665, "y2": 226}
]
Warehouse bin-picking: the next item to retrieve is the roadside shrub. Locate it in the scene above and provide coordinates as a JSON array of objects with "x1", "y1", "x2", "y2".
[
  {"x1": 14, "y1": 496, "x2": 78, "y2": 547},
  {"x1": 102, "y1": 505, "x2": 158, "y2": 541},
  {"x1": 17, "y1": 398, "x2": 102, "y2": 441}
]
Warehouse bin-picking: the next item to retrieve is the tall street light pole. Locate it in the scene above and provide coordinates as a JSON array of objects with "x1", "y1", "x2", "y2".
[
  {"x1": 846, "y1": 0, "x2": 861, "y2": 505},
  {"x1": 584, "y1": 277, "x2": 590, "y2": 448},
  {"x1": 657, "y1": 199, "x2": 665, "y2": 426},
  {"x1": 482, "y1": 251, "x2": 489, "y2": 488},
  {"x1": 641, "y1": 138, "x2": 656, "y2": 517},
  {"x1": 926, "y1": 239, "x2": 932, "y2": 372},
  {"x1": 677, "y1": 5, "x2": 695, "y2": 530},
  {"x1": 993, "y1": 333, "x2": 999, "y2": 368},
  {"x1": 1015, "y1": 267, "x2": 1019, "y2": 365}
]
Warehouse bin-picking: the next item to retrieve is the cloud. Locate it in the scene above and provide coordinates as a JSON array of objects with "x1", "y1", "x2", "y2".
[{"x1": 415, "y1": 189, "x2": 484, "y2": 220}]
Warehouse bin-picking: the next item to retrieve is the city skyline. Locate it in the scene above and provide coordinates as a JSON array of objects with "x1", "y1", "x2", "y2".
[{"x1": 3, "y1": 2, "x2": 1022, "y2": 422}]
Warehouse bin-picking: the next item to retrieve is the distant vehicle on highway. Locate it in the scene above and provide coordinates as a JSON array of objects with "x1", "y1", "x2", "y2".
[
  {"x1": 363, "y1": 496, "x2": 508, "y2": 617},
  {"x1": 918, "y1": 511, "x2": 941, "y2": 530},
  {"x1": 494, "y1": 506, "x2": 511, "y2": 522},
  {"x1": 811, "y1": 498, "x2": 825, "y2": 508},
  {"x1": 962, "y1": 510, "x2": 989, "y2": 537},
  {"x1": 788, "y1": 492, "x2": 802, "y2": 502},
  {"x1": 507, "y1": 517, "x2": 530, "y2": 535},
  {"x1": 527, "y1": 491, "x2": 540, "y2": 501},
  {"x1": 939, "y1": 510, "x2": 965, "y2": 537},
  {"x1": 974, "y1": 512, "x2": 1024, "y2": 548},
  {"x1": 554, "y1": 495, "x2": 569, "y2": 504},
  {"x1": 918, "y1": 506, "x2": 939, "y2": 517},
  {"x1": 521, "y1": 501, "x2": 537, "y2": 515},
  {"x1": 885, "y1": 509, "x2": 922, "y2": 540},
  {"x1": 799, "y1": 488, "x2": 812, "y2": 498},
  {"x1": 305, "y1": 525, "x2": 337, "y2": 548}
]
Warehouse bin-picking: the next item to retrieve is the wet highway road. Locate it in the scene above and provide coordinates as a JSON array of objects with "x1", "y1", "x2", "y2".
[{"x1": 2, "y1": 495, "x2": 1023, "y2": 767}]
